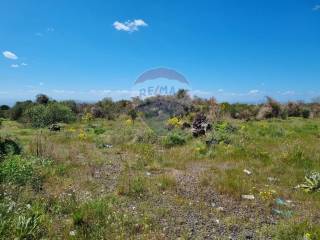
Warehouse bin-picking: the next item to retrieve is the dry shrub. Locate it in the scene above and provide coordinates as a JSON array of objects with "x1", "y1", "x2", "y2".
[{"x1": 257, "y1": 97, "x2": 282, "y2": 120}]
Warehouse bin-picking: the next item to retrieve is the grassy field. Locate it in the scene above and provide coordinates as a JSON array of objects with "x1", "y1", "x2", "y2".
[{"x1": 1, "y1": 116, "x2": 320, "y2": 239}]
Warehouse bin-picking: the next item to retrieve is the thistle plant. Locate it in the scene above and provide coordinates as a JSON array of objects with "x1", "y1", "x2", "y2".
[{"x1": 296, "y1": 172, "x2": 320, "y2": 193}]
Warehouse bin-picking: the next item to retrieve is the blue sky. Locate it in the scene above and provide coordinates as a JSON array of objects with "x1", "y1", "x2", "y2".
[{"x1": 1, "y1": 0, "x2": 320, "y2": 104}]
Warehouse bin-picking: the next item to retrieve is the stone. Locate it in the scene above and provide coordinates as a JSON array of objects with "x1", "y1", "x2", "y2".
[{"x1": 241, "y1": 195, "x2": 255, "y2": 200}]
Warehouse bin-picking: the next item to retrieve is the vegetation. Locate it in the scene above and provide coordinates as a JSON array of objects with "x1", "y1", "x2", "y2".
[{"x1": 0, "y1": 92, "x2": 319, "y2": 239}]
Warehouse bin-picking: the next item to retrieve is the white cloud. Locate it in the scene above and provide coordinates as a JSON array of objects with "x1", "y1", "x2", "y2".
[
  {"x1": 313, "y1": 5, "x2": 320, "y2": 11},
  {"x1": 113, "y1": 19, "x2": 148, "y2": 32},
  {"x1": 53, "y1": 89, "x2": 76, "y2": 94},
  {"x1": 47, "y1": 27, "x2": 55, "y2": 32},
  {"x1": 3, "y1": 51, "x2": 18, "y2": 60},
  {"x1": 248, "y1": 89, "x2": 260, "y2": 95},
  {"x1": 282, "y1": 90, "x2": 295, "y2": 95},
  {"x1": 21, "y1": 62, "x2": 28, "y2": 66},
  {"x1": 11, "y1": 64, "x2": 19, "y2": 68}
]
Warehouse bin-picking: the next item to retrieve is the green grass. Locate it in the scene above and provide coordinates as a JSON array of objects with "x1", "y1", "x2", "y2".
[{"x1": 0, "y1": 117, "x2": 320, "y2": 238}]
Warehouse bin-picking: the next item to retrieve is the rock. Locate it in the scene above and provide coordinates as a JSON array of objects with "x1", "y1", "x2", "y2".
[
  {"x1": 48, "y1": 123, "x2": 61, "y2": 131},
  {"x1": 267, "y1": 177, "x2": 278, "y2": 182},
  {"x1": 241, "y1": 195, "x2": 255, "y2": 200},
  {"x1": 243, "y1": 169, "x2": 252, "y2": 175},
  {"x1": 192, "y1": 113, "x2": 211, "y2": 137}
]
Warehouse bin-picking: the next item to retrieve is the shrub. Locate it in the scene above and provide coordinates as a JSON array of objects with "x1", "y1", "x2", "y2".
[
  {"x1": 287, "y1": 102, "x2": 302, "y2": 117},
  {"x1": 97, "y1": 97, "x2": 117, "y2": 120},
  {"x1": 0, "y1": 105, "x2": 10, "y2": 119},
  {"x1": 45, "y1": 103, "x2": 76, "y2": 124},
  {"x1": 91, "y1": 106, "x2": 104, "y2": 118},
  {"x1": 257, "y1": 97, "x2": 282, "y2": 120},
  {"x1": 134, "y1": 130, "x2": 158, "y2": 144},
  {"x1": 227, "y1": 103, "x2": 258, "y2": 120},
  {"x1": 10, "y1": 101, "x2": 33, "y2": 121},
  {"x1": 24, "y1": 103, "x2": 75, "y2": 128},
  {"x1": 166, "y1": 117, "x2": 182, "y2": 129},
  {"x1": 296, "y1": 172, "x2": 320, "y2": 193},
  {"x1": 0, "y1": 105, "x2": 10, "y2": 111},
  {"x1": 82, "y1": 112, "x2": 93, "y2": 122},
  {"x1": 128, "y1": 109, "x2": 138, "y2": 123},
  {"x1": 61, "y1": 100, "x2": 78, "y2": 113},
  {"x1": 163, "y1": 132, "x2": 186, "y2": 147},
  {"x1": 302, "y1": 108, "x2": 311, "y2": 119},
  {"x1": 0, "y1": 137, "x2": 22, "y2": 158},
  {"x1": 36, "y1": 94, "x2": 49, "y2": 105},
  {"x1": 0, "y1": 155, "x2": 34, "y2": 185},
  {"x1": 23, "y1": 104, "x2": 48, "y2": 128}
]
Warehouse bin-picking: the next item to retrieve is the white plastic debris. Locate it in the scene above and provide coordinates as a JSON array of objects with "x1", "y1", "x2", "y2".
[
  {"x1": 243, "y1": 169, "x2": 252, "y2": 175},
  {"x1": 146, "y1": 172, "x2": 151, "y2": 176},
  {"x1": 216, "y1": 206, "x2": 225, "y2": 212},
  {"x1": 69, "y1": 230, "x2": 76, "y2": 236},
  {"x1": 241, "y1": 194, "x2": 255, "y2": 200},
  {"x1": 267, "y1": 177, "x2": 278, "y2": 182}
]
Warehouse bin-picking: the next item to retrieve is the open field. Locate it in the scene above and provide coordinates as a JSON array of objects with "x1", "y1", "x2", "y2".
[{"x1": 1, "y1": 115, "x2": 320, "y2": 239}]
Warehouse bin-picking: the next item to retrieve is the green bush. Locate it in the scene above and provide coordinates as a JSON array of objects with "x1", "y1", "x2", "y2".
[
  {"x1": 10, "y1": 101, "x2": 34, "y2": 121},
  {"x1": 135, "y1": 130, "x2": 158, "y2": 144},
  {"x1": 0, "y1": 155, "x2": 47, "y2": 191},
  {"x1": 302, "y1": 108, "x2": 311, "y2": 118},
  {"x1": 24, "y1": 103, "x2": 76, "y2": 128},
  {"x1": 0, "y1": 106, "x2": 10, "y2": 119},
  {"x1": 0, "y1": 155, "x2": 34, "y2": 185},
  {"x1": 162, "y1": 132, "x2": 186, "y2": 147},
  {"x1": 0, "y1": 137, "x2": 22, "y2": 159}
]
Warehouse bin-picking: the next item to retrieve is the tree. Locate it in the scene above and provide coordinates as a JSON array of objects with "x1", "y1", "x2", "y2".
[
  {"x1": 175, "y1": 89, "x2": 188, "y2": 99},
  {"x1": 0, "y1": 105, "x2": 10, "y2": 111},
  {"x1": 61, "y1": 100, "x2": 78, "y2": 113},
  {"x1": 128, "y1": 109, "x2": 138, "y2": 124},
  {"x1": 91, "y1": 106, "x2": 104, "y2": 118},
  {"x1": 24, "y1": 103, "x2": 76, "y2": 128},
  {"x1": 36, "y1": 94, "x2": 49, "y2": 105},
  {"x1": 10, "y1": 101, "x2": 33, "y2": 121},
  {"x1": 97, "y1": 97, "x2": 116, "y2": 120},
  {"x1": 0, "y1": 105, "x2": 10, "y2": 119}
]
